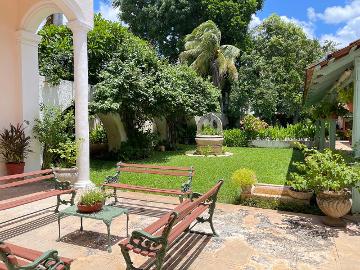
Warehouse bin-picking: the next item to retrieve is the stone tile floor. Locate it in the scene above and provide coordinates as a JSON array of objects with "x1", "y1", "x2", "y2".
[{"x1": 1, "y1": 190, "x2": 360, "y2": 270}]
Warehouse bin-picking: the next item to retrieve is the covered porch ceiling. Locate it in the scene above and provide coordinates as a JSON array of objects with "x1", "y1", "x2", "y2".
[{"x1": 304, "y1": 39, "x2": 360, "y2": 105}]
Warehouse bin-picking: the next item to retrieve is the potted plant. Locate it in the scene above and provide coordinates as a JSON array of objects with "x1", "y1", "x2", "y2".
[
  {"x1": 50, "y1": 139, "x2": 80, "y2": 184},
  {"x1": 90, "y1": 125, "x2": 108, "y2": 156},
  {"x1": 291, "y1": 147, "x2": 359, "y2": 227},
  {"x1": 77, "y1": 189, "x2": 108, "y2": 213},
  {"x1": 338, "y1": 84, "x2": 354, "y2": 112},
  {"x1": 0, "y1": 122, "x2": 32, "y2": 175},
  {"x1": 287, "y1": 176, "x2": 313, "y2": 200},
  {"x1": 231, "y1": 168, "x2": 257, "y2": 194}
]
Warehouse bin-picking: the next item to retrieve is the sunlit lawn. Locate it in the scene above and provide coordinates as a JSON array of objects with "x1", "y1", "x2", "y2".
[{"x1": 90, "y1": 146, "x2": 303, "y2": 203}]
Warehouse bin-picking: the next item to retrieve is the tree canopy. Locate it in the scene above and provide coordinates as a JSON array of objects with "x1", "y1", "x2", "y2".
[
  {"x1": 230, "y1": 14, "x2": 335, "y2": 124},
  {"x1": 114, "y1": 0, "x2": 263, "y2": 61}
]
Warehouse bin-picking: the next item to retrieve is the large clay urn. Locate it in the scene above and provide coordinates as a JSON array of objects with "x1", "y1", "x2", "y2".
[{"x1": 316, "y1": 191, "x2": 352, "y2": 227}]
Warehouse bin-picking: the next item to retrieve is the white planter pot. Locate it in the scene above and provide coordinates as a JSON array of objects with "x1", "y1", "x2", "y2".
[{"x1": 53, "y1": 167, "x2": 78, "y2": 185}]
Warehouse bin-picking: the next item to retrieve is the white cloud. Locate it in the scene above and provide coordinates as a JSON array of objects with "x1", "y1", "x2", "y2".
[
  {"x1": 316, "y1": 0, "x2": 360, "y2": 24},
  {"x1": 99, "y1": 1, "x2": 119, "y2": 22},
  {"x1": 307, "y1": 7, "x2": 317, "y2": 22},
  {"x1": 320, "y1": 16, "x2": 360, "y2": 47},
  {"x1": 249, "y1": 14, "x2": 262, "y2": 30}
]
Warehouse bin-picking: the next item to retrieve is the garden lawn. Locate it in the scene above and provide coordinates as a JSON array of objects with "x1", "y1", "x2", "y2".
[{"x1": 90, "y1": 146, "x2": 303, "y2": 204}]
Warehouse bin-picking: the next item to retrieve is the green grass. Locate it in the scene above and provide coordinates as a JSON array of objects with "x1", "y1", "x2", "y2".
[{"x1": 90, "y1": 146, "x2": 303, "y2": 204}]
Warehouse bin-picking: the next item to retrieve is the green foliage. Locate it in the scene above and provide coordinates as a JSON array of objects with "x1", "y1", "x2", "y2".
[
  {"x1": 290, "y1": 148, "x2": 359, "y2": 193},
  {"x1": 337, "y1": 84, "x2": 354, "y2": 104},
  {"x1": 242, "y1": 115, "x2": 268, "y2": 140},
  {"x1": 231, "y1": 168, "x2": 257, "y2": 189},
  {"x1": 199, "y1": 124, "x2": 221, "y2": 136},
  {"x1": 33, "y1": 105, "x2": 75, "y2": 168},
  {"x1": 115, "y1": 0, "x2": 263, "y2": 61},
  {"x1": 39, "y1": 14, "x2": 158, "y2": 86},
  {"x1": 258, "y1": 122, "x2": 316, "y2": 140},
  {"x1": 232, "y1": 14, "x2": 335, "y2": 122},
  {"x1": 0, "y1": 122, "x2": 32, "y2": 163},
  {"x1": 223, "y1": 129, "x2": 248, "y2": 147},
  {"x1": 78, "y1": 189, "x2": 108, "y2": 206},
  {"x1": 90, "y1": 126, "x2": 108, "y2": 144},
  {"x1": 49, "y1": 139, "x2": 80, "y2": 168},
  {"x1": 114, "y1": 131, "x2": 159, "y2": 161}
]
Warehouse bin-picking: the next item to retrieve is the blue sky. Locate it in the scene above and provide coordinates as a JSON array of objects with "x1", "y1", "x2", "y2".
[{"x1": 94, "y1": 0, "x2": 360, "y2": 48}]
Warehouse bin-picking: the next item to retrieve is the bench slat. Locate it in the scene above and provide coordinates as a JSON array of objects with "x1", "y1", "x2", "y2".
[
  {"x1": 0, "y1": 175, "x2": 54, "y2": 190},
  {"x1": 116, "y1": 167, "x2": 191, "y2": 177},
  {"x1": 103, "y1": 183, "x2": 191, "y2": 195},
  {"x1": 0, "y1": 189, "x2": 74, "y2": 211},
  {"x1": 118, "y1": 163, "x2": 193, "y2": 172},
  {"x1": 4, "y1": 243, "x2": 72, "y2": 265},
  {"x1": 0, "y1": 169, "x2": 53, "y2": 182}
]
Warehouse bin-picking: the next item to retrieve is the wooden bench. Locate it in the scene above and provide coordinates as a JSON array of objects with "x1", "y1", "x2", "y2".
[
  {"x1": 0, "y1": 242, "x2": 72, "y2": 270},
  {"x1": 119, "y1": 180, "x2": 224, "y2": 270},
  {"x1": 0, "y1": 169, "x2": 75, "y2": 213},
  {"x1": 102, "y1": 163, "x2": 194, "y2": 203}
]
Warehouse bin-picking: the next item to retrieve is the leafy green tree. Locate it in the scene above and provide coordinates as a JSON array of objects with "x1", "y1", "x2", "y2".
[
  {"x1": 231, "y1": 14, "x2": 334, "y2": 123},
  {"x1": 180, "y1": 20, "x2": 240, "y2": 115},
  {"x1": 114, "y1": 0, "x2": 263, "y2": 61},
  {"x1": 38, "y1": 14, "x2": 158, "y2": 85}
]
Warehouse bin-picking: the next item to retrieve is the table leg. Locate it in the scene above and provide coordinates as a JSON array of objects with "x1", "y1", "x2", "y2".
[
  {"x1": 104, "y1": 221, "x2": 112, "y2": 253},
  {"x1": 80, "y1": 217, "x2": 83, "y2": 231},
  {"x1": 57, "y1": 214, "x2": 61, "y2": 241},
  {"x1": 126, "y1": 213, "x2": 129, "y2": 237}
]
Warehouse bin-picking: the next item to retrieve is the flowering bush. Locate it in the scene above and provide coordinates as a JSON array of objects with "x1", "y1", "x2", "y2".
[{"x1": 241, "y1": 115, "x2": 268, "y2": 140}]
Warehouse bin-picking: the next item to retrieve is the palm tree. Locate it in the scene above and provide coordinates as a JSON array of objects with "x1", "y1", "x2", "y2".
[{"x1": 179, "y1": 20, "x2": 240, "y2": 115}]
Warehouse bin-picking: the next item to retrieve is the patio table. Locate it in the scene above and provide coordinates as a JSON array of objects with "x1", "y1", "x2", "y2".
[{"x1": 57, "y1": 205, "x2": 129, "y2": 252}]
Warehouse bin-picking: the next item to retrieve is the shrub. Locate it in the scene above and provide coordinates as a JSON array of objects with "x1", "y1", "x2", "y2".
[
  {"x1": 231, "y1": 168, "x2": 257, "y2": 190},
  {"x1": 78, "y1": 189, "x2": 108, "y2": 206},
  {"x1": 199, "y1": 124, "x2": 221, "y2": 136},
  {"x1": 49, "y1": 139, "x2": 81, "y2": 168},
  {"x1": 258, "y1": 122, "x2": 316, "y2": 140},
  {"x1": 115, "y1": 131, "x2": 159, "y2": 161},
  {"x1": 33, "y1": 105, "x2": 74, "y2": 168},
  {"x1": 290, "y1": 147, "x2": 359, "y2": 193},
  {"x1": 242, "y1": 115, "x2": 268, "y2": 140},
  {"x1": 223, "y1": 129, "x2": 248, "y2": 147},
  {"x1": 0, "y1": 122, "x2": 32, "y2": 163},
  {"x1": 90, "y1": 125, "x2": 108, "y2": 144}
]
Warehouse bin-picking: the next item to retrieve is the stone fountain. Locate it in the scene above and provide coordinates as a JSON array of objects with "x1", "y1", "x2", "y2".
[{"x1": 195, "y1": 113, "x2": 224, "y2": 155}]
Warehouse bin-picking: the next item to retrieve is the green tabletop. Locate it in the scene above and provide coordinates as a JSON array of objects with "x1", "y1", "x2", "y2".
[{"x1": 59, "y1": 205, "x2": 128, "y2": 223}]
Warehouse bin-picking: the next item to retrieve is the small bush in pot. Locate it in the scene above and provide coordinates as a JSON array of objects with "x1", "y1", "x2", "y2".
[
  {"x1": 231, "y1": 168, "x2": 257, "y2": 194},
  {"x1": 290, "y1": 147, "x2": 359, "y2": 226},
  {"x1": 77, "y1": 189, "x2": 108, "y2": 213},
  {"x1": 0, "y1": 122, "x2": 32, "y2": 175}
]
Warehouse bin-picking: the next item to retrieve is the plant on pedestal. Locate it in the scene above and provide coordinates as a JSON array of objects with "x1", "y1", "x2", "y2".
[
  {"x1": 290, "y1": 147, "x2": 359, "y2": 226},
  {"x1": 0, "y1": 122, "x2": 32, "y2": 175}
]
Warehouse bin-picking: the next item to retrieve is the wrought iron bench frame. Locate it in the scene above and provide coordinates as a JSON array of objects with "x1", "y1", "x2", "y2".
[
  {"x1": 0, "y1": 169, "x2": 75, "y2": 213},
  {"x1": 0, "y1": 242, "x2": 72, "y2": 270},
  {"x1": 119, "y1": 180, "x2": 224, "y2": 270},
  {"x1": 102, "y1": 162, "x2": 195, "y2": 203}
]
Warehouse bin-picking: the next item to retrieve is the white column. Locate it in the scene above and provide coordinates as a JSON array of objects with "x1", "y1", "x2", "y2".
[
  {"x1": 353, "y1": 57, "x2": 360, "y2": 157},
  {"x1": 67, "y1": 20, "x2": 93, "y2": 189},
  {"x1": 17, "y1": 30, "x2": 42, "y2": 172}
]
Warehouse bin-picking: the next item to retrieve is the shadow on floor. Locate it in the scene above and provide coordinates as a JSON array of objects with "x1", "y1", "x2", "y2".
[
  {"x1": 140, "y1": 231, "x2": 211, "y2": 270},
  {"x1": 59, "y1": 230, "x2": 126, "y2": 252},
  {"x1": 0, "y1": 182, "x2": 54, "y2": 201}
]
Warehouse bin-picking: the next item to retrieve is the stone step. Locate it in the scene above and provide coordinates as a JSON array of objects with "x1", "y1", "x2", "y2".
[
  {"x1": 242, "y1": 192, "x2": 309, "y2": 205},
  {"x1": 252, "y1": 183, "x2": 290, "y2": 196}
]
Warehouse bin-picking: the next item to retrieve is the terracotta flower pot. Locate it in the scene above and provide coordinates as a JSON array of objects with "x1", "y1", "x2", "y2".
[
  {"x1": 316, "y1": 191, "x2": 352, "y2": 227},
  {"x1": 5, "y1": 162, "x2": 25, "y2": 175},
  {"x1": 77, "y1": 202, "x2": 103, "y2": 213},
  {"x1": 288, "y1": 187, "x2": 313, "y2": 200}
]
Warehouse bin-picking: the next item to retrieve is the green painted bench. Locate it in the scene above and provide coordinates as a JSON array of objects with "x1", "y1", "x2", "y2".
[
  {"x1": 0, "y1": 169, "x2": 75, "y2": 213},
  {"x1": 102, "y1": 162, "x2": 195, "y2": 203},
  {"x1": 0, "y1": 242, "x2": 72, "y2": 270},
  {"x1": 119, "y1": 180, "x2": 224, "y2": 270}
]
